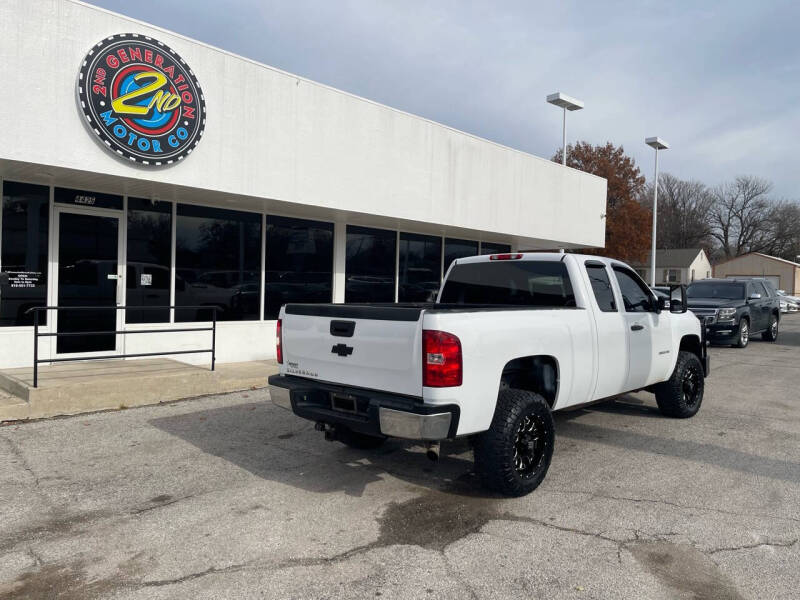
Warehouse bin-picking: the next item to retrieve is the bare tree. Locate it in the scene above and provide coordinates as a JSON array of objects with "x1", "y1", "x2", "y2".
[
  {"x1": 639, "y1": 172, "x2": 799, "y2": 262},
  {"x1": 641, "y1": 173, "x2": 714, "y2": 250},
  {"x1": 709, "y1": 176, "x2": 773, "y2": 259},
  {"x1": 760, "y1": 200, "x2": 800, "y2": 260}
]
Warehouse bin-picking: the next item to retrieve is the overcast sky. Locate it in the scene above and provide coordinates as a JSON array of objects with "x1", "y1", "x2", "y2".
[{"x1": 89, "y1": 0, "x2": 800, "y2": 197}]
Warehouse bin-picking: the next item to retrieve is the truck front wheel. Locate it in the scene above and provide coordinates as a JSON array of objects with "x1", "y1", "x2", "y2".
[
  {"x1": 654, "y1": 351, "x2": 704, "y2": 418},
  {"x1": 474, "y1": 389, "x2": 554, "y2": 497}
]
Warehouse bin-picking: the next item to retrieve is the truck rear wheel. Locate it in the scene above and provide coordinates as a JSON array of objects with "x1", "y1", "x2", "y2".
[
  {"x1": 654, "y1": 351, "x2": 704, "y2": 418},
  {"x1": 336, "y1": 427, "x2": 387, "y2": 450},
  {"x1": 474, "y1": 389, "x2": 554, "y2": 497}
]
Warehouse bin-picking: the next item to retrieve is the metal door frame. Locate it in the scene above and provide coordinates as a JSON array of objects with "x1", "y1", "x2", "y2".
[{"x1": 50, "y1": 205, "x2": 124, "y2": 359}]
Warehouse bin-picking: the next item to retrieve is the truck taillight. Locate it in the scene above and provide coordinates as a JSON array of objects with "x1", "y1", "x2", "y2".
[
  {"x1": 489, "y1": 253, "x2": 523, "y2": 261},
  {"x1": 423, "y1": 330, "x2": 462, "y2": 387},
  {"x1": 276, "y1": 319, "x2": 283, "y2": 364}
]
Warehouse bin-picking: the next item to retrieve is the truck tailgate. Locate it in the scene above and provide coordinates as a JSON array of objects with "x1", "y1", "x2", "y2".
[{"x1": 281, "y1": 305, "x2": 425, "y2": 397}]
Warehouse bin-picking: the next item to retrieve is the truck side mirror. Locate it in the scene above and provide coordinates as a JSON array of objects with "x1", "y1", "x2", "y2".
[
  {"x1": 669, "y1": 284, "x2": 688, "y2": 314},
  {"x1": 748, "y1": 292, "x2": 762, "y2": 300}
]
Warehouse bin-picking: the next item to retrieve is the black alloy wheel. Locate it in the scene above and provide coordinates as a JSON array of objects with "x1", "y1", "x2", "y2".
[
  {"x1": 681, "y1": 360, "x2": 703, "y2": 411},
  {"x1": 475, "y1": 389, "x2": 555, "y2": 496},
  {"x1": 654, "y1": 350, "x2": 705, "y2": 418},
  {"x1": 513, "y1": 413, "x2": 548, "y2": 477}
]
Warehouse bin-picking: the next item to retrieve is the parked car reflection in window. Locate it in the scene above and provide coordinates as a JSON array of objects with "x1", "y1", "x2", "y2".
[
  {"x1": 399, "y1": 232, "x2": 442, "y2": 302},
  {"x1": 175, "y1": 204, "x2": 261, "y2": 322},
  {"x1": 265, "y1": 216, "x2": 333, "y2": 319},
  {"x1": 345, "y1": 226, "x2": 396, "y2": 303}
]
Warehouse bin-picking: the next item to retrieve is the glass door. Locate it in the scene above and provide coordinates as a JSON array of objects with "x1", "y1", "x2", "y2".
[{"x1": 55, "y1": 209, "x2": 122, "y2": 355}]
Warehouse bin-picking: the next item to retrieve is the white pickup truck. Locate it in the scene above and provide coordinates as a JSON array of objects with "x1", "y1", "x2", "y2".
[{"x1": 268, "y1": 253, "x2": 709, "y2": 496}]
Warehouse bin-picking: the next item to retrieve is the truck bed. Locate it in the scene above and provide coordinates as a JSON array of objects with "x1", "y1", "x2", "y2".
[
  {"x1": 280, "y1": 302, "x2": 582, "y2": 399},
  {"x1": 284, "y1": 302, "x2": 582, "y2": 318}
]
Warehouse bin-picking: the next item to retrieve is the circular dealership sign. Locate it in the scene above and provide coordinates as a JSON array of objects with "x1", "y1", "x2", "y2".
[{"x1": 77, "y1": 33, "x2": 205, "y2": 166}]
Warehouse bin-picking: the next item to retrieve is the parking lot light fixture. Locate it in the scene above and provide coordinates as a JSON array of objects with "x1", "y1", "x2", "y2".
[
  {"x1": 547, "y1": 92, "x2": 584, "y2": 166},
  {"x1": 645, "y1": 136, "x2": 669, "y2": 287}
]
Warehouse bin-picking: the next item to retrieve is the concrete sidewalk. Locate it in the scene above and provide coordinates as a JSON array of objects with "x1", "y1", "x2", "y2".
[{"x1": 0, "y1": 358, "x2": 277, "y2": 422}]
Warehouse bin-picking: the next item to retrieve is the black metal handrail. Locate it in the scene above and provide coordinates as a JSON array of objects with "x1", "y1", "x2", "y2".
[{"x1": 24, "y1": 306, "x2": 217, "y2": 388}]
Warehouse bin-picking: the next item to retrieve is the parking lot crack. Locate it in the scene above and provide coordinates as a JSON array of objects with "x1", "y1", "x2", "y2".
[
  {"x1": 498, "y1": 513, "x2": 633, "y2": 547},
  {"x1": 544, "y1": 488, "x2": 800, "y2": 524},
  {"x1": 130, "y1": 494, "x2": 196, "y2": 516},
  {"x1": 277, "y1": 541, "x2": 382, "y2": 568},
  {"x1": 27, "y1": 546, "x2": 44, "y2": 567},
  {"x1": 706, "y1": 538, "x2": 798, "y2": 555},
  {"x1": 0, "y1": 434, "x2": 40, "y2": 487},
  {"x1": 442, "y1": 551, "x2": 479, "y2": 600},
  {"x1": 139, "y1": 563, "x2": 250, "y2": 587}
]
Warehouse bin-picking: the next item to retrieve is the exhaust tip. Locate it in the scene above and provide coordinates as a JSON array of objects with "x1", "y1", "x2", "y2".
[{"x1": 425, "y1": 441, "x2": 440, "y2": 462}]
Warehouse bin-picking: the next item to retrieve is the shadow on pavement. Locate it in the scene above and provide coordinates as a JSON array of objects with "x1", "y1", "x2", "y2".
[
  {"x1": 150, "y1": 393, "x2": 800, "y2": 499},
  {"x1": 776, "y1": 328, "x2": 800, "y2": 347},
  {"x1": 149, "y1": 401, "x2": 477, "y2": 498},
  {"x1": 555, "y1": 405, "x2": 800, "y2": 484}
]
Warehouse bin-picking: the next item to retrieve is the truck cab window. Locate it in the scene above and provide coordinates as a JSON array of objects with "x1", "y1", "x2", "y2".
[
  {"x1": 613, "y1": 267, "x2": 653, "y2": 313},
  {"x1": 585, "y1": 263, "x2": 616, "y2": 312},
  {"x1": 439, "y1": 260, "x2": 575, "y2": 307}
]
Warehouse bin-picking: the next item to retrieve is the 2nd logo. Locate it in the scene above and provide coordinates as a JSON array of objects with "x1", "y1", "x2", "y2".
[
  {"x1": 111, "y1": 71, "x2": 181, "y2": 116},
  {"x1": 77, "y1": 33, "x2": 206, "y2": 166}
]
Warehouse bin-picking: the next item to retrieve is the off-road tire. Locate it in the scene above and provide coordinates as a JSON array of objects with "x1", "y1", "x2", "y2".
[
  {"x1": 474, "y1": 389, "x2": 555, "y2": 497},
  {"x1": 337, "y1": 427, "x2": 387, "y2": 450},
  {"x1": 654, "y1": 351, "x2": 704, "y2": 418},
  {"x1": 733, "y1": 318, "x2": 749, "y2": 348},
  {"x1": 762, "y1": 314, "x2": 779, "y2": 342}
]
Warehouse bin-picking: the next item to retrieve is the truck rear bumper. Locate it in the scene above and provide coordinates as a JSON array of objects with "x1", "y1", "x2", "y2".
[{"x1": 268, "y1": 374, "x2": 460, "y2": 440}]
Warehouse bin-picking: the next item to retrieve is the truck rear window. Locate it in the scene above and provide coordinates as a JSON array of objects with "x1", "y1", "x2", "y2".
[{"x1": 440, "y1": 261, "x2": 575, "y2": 307}]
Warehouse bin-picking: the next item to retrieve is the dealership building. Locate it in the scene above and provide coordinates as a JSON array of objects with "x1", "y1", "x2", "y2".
[{"x1": 0, "y1": 0, "x2": 606, "y2": 369}]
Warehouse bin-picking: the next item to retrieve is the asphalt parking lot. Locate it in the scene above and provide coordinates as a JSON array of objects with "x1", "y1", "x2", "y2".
[{"x1": 1, "y1": 317, "x2": 799, "y2": 599}]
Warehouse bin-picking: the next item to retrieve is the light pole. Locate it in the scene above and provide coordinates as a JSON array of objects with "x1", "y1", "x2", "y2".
[
  {"x1": 645, "y1": 137, "x2": 669, "y2": 287},
  {"x1": 547, "y1": 92, "x2": 584, "y2": 166}
]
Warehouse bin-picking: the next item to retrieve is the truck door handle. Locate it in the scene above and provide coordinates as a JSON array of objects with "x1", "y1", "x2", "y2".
[{"x1": 631, "y1": 324, "x2": 644, "y2": 331}]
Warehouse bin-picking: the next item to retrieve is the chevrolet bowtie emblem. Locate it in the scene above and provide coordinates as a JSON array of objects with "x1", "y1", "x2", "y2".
[{"x1": 331, "y1": 343, "x2": 354, "y2": 357}]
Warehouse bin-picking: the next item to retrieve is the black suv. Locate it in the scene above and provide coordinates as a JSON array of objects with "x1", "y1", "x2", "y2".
[{"x1": 686, "y1": 278, "x2": 780, "y2": 348}]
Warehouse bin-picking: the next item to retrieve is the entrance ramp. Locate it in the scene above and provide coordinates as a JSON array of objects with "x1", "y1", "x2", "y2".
[{"x1": 0, "y1": 358, "x2": 277, "y2": 422}]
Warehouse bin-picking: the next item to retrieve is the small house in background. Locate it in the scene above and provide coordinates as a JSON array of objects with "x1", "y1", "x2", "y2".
[
  {"x1": 632, "y1": 248, "x2": 712, "y2": 285},
  {"x1": 713, "y1": 253, "x2": 800, "y2": 294}
]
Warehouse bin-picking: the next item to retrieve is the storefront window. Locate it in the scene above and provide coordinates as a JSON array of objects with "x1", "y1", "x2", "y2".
[
  {"x1": 345, "y1": 226, "x2": 396, "y2": 303},
  {"x1": 175, "y1": 204, "x2": 261, "y2": 322},
  {"x1": 1, "y1": 182, "x2": 49, "y2": 326},
  {"x1": 126, "y1": 198, "x2": 172, "y2": 324},
  {"x1": 398, "y1": 232, "x2": 442, "y2": 302},
  {"x1": 444, "y1": 238, "x2": 479, "y2": 275},
  {"x1": 481, "y1": 242, "x2": 511, "y2": 255},
  {"x1": 264, "y1": 216, "x2": 333, "y2": 319}
]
